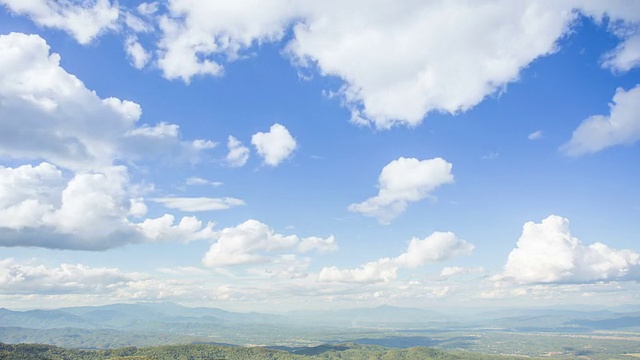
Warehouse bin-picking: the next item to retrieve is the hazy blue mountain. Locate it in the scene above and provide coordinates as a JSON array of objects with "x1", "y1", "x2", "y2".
[
  {"x1": 287, "y1": 304, "x2": 447, "y2": 326},
  {"x1": 0, "y1": 308, "x2": 97, "y2": 329},
  {"x1": 0, "y1": 302, "x2": 287, "y2": 332}
]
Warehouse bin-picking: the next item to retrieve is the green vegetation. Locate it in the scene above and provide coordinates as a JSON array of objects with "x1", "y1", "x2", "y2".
[
  {"x1": 3, "y1": 303, "x2": 640, "y2": 359},
  {"x1": 0, "y1": 342, "x2": 534, "y2": 360}
]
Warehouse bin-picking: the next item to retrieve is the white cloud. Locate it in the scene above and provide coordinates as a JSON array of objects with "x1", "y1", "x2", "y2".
[
  {"x1": 0, "y1": 32, "x2": 215, "y2": 170},
  {"x1": 561, "y1": 86, "x2": 640, "y2": 156},
  {"x1": 225, "y1": 135, "x2": 250, "y2": 167},
  {"x1": 440, "y1": 266, "x2": 484, "y2": 278},
  {"x1": 0, "y1": 0, "x2": 119, "y2": 44},
  {"x1": 319, "y1": 258, "x2": 398, "y2": 284},
  {"x1": 145, "y1": 1, "x2": 584, "y2": 127},
  {"x1": 528, "y1": 130, "x2": 544, "y2": 140},
  {"x1": 499, "y1": 215, "x2": 640, "y2": 284},
  {"x1": 602, "y1": 33, "x2": 640, "y2": 72},
  {"x1": 318, "y1": 231, "x2": 472, "y2": 283},
  {"x1": 0, "y1": 258, "x2": 132, "y2": 295},
  {"x1": 185, "y1": 177, "x2": 222, "y2": 187},
  {"x1": 0, "y1": 258, "x2": 210, "y2": 303},
  {"x1": 286, "y1": 1, "x2": 577, "y2": 128},
  {"x1": 202, "y1": 219, "x2": 336, "y2": 268},
  {"x1": 125, "y1": 35, "x2": 151, "y2": 69},
  {"x1": 191, "y1": 139, "x2": 217, "y2": 150},
  {"x1": 348, "y1": 157, "x2": 453, "y2": 223},
  {"x1": 152, "y1": 197, "x2": 245, "y2": 212},
  {"x1": 134, "y1": 214, "x2": 216, "y2": 243},
  {"x1": 137, "y1": 2, "x2": 159, "y2": 16},
  {"x1": 123, "y1": 11, "x2": 153, "y2": 33},
  {"x1": 251, "y1": 123, "x2": 297, "y2": 166},
  {"x1": 578, "y1": 1, "x2": 640, "y2": 73},
  {"x1": 0, "y1": 163, "x2": 217, "y2": 250},
  {"x1": 298, "y1": 235, "x2": 338, "y2": 253},
  {"x1": 6, "y1": 1, "x2": 640, "y2": 131},
  {"x1": 395, "y1": 232, "x2": 474, "y2": 268},
  {"x1": 155, "y1": 0, "x2": 298, "y2": 82},
  {"x1": 146, "y1": 1, "x2": 640, "y2": 130}
]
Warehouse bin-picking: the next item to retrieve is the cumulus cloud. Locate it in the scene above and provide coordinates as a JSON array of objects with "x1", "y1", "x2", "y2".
[
  {"x1": 125, "y1": 35, "x2": 151, "y2": 69},
  {"x1": 298, "y1": 235, "x2": 338, "y2": 254},
  {"x1": 0, "y1": 33, "x2": 226, "y2": 250},
  {"x1": 134, "y1": 214, "x2": 216, "y2": 244},
  {"x1": 143, "y1": 1, "x2": 582, "y2": 127},
  {"x1": 348, "y1": 157, "x2": 453, "y2": 223},
  {"x1": 602, "y1": 33, "x2": 640, "y2": 72},
  {"x1": 152, "y1": 197, "x2": 245, "y2": 212},
  {"x1": 0, "y1": 32, "x2": 215, "y2": 170},
  {"x1": 561, "y1": 86, "x2": 640, "y2": 156},
  {"x1": 319, "y1": 258, "x2": 398, "y2": 284},
  {"x1": 155, "y1": 0, "x2": 298, "y2": 82},
  {"x1": 0, "y1": 0, "x2": 119, "y2": 44},
  {"x1": 578, "y1": 1, "x2": 640, "y2": 72},
  {"x1": 287, "y1": 1, "x2": 578, "y2": 128},
  {"x1": 251, "y1": 123, "x2": 297, "y2": 166},
  {"x1": 0, "y1": 163, "x2": 217, "y2": 250},
  {"x1": 7, "y1": 2, "x2": 640, "y2": 130},
  {"x1": 0, "y1": 258, "x2": 208, "y2": 303},
  {"x1": 318, "y1": 231, "x2": 473, "y2": 283},
  {"x1": 202, "y1": 219, "x2": 337, "y2": 268},
  {"x1": 225, "y1": 135, "x2": 250, "y2": 167},
  {"x1": 499, "y1": 215, "x2": 640, "y2": 284},
  {"x1": 0, "y1": 258, "x2": 132, "y2": 295}
]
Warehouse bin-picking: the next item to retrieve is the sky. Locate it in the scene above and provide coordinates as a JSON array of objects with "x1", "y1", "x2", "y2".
[{"x1": 0, "y1": 0, "x2": 639, "y2": 312}]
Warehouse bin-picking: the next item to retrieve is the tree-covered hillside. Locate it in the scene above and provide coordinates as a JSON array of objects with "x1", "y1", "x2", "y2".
[{"x1": 0, "y1": 342, "x2": 532, "y2": 360}]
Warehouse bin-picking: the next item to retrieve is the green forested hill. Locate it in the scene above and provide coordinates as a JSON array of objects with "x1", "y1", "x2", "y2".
[{"x1": 0, "y1": 342, "x2": 531, "y2": 360}]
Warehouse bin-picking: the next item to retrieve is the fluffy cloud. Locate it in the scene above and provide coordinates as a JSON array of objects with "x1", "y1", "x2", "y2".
[
  {"x1": 319, "y1": 258, "x2": 398, "y2": 284},
  {"x1": 0, "y1": 258, "x2": 208, "y2": 303},
  {"x1": 0, "y1": 32, "x2": 228, "y2": 250},
  {"x1": 349, "y1": 157, "x2": 453, "y2": 223},
  {"x1": 602, "y1": 33, "x2": 640, "y2": 72},
  {"x1": 0, "y1": 32, "x2": 215, "y2": 170},
  {"x1": 251, "y1": 123, "x2": 297, "y2": 166},
  {"x1": 134, "y1": 214, "x2": 216, "y2": 244},
  {"x1": 0, "y1": 163, "x2": 216, "y2": 250},
  {"x1": 125, "y1": 35, "x2": 151, "y2": 69},
  {"x1": 287, "y1": 1, "x2": 579, "y2": 128},
  {"x1": 499, "y1": 215, "x2": 640, "y2": 284},
  {"x1": 0, "y1": 258, "x2": 132, "y2": 295},
  {"x1": 145, "y1": 1, "x2": 580, "y2": 127},
  {"x1": 202, "y1": 219, "x2": 337, "y2": 268},
  {"x1": 155, "y1": 0, "x2": 298, "y2": 82},
  {"x1": 578, "y1": 1, "x2": 640, "y2": 73},
  {"x1": 6, "y1": 2, "x2": 640, "y2": 129},
  {"x1": 319, "y1": 231, "x2": 473, "y2": 283},
  {"x1": 561, "y1": 86, "x2": 640, "y2": 156},
  {"x1": 152, "y1": 197, "x2": 244, "y2": 212},
  {"x1": 225, "y1": 135, "x2": 250, "y2": 167},
  {"x1": 0, "y1": 0, "x2": 119, "y2": 44}
]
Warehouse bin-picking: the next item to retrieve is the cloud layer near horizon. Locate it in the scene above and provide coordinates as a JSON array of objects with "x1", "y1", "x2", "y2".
[{"x1": 319, "y1": 231, "x2": 473, "y2": 283}]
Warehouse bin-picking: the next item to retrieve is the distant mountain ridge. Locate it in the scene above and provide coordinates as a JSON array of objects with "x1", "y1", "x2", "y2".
[
  {"x1": 2, "y1": 302, "x2": 640, "y2": 350},
  {"x1": 0, "y1": 302, "x2": 287, "y2": 331}
]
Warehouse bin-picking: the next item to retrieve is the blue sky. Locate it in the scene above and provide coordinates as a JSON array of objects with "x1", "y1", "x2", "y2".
[{"x1": 0, "y1": 0, "x2": 639, "y2": 312}]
